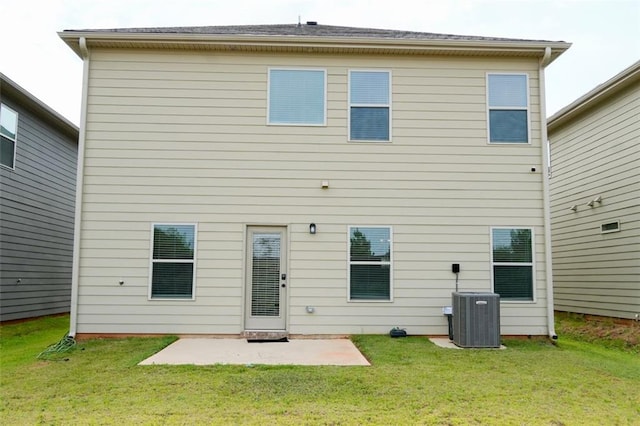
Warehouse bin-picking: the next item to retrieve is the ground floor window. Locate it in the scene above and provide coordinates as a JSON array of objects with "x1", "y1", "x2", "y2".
[
  {"x1": 491, "y1": 227, "x2": 534, "y2": 301},
  {"x1": 150, "y1": 223, "x2": 196, "y2": 299},
  {"x1": 349, "y1": 226, "x2": 392, "y2": 301}
]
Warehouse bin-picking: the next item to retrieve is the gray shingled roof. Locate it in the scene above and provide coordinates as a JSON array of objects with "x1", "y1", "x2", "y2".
[{"x1": 62, "y1": 23, "x2": 559, "y2": 43}]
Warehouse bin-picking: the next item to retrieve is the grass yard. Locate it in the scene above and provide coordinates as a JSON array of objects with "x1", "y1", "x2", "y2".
[{"x1": 1, "y1": 315, "x2": 638, "y2": 425}]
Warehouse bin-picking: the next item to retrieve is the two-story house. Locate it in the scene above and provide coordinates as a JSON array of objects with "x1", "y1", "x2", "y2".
[{"x1": 59, "y1": 23, "x2": 569, "y2": 338}]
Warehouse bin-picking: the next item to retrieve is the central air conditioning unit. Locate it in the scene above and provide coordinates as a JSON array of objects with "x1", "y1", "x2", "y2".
[{"x1": 452, "y1": 292, "x2": 500, "y2": 348}]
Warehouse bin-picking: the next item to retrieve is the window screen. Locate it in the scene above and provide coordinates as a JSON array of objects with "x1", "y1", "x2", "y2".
[
  {"x1": 488, "y1": 74, "x2": 529, "y2": 143},
  {"x1": 268, "y1": 69, "x2": 326, "y2": 125},
  {"x1": 492, "y1": 228, "x2": 534, "y2": 301},
  {"x1": 151, "y1": 224, "x2": 196, "y2": 299},
  {"x1": 350, "y1": 71, "x2": 390, "y2": 141},
  {"x1": 349, "y1": 227, "x2": 392, "y2": 300}
]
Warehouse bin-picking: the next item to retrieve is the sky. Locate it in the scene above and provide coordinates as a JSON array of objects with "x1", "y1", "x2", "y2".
[{"x1": 1, "y1": 0, "x2": 639, "y2": 126}]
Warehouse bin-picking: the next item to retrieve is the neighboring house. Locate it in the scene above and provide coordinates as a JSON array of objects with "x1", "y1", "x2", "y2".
[
  {"x1": 0, "y1": 73, "x2": 79, "y2": 322},
  {"x1": 548, "y1": 61, "x2": 640, "y2": 321},
  {"x1": 58, "y1": 23, "x2": 570, "y2": 338}
]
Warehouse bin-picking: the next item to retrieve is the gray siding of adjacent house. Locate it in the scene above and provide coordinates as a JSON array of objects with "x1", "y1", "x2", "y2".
[
  {"x1": 0, "y1": 84, "x2": 78, "y2": 322},
  {"x1": 549, "y1": 68, "x2": 640, "y2": 320}
]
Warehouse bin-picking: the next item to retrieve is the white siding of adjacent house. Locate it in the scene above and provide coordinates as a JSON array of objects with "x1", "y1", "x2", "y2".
[
  {"x1": 549, "y1": 82, "x2": 640, "y2": 320},
  {"x1": 76, "y1": 49, "x2": 550, "y2": 335}
]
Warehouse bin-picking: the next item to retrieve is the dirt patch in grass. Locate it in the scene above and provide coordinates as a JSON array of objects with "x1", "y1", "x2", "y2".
[{"x1": 555, "y1": 311, "x2": 640, "y2": 352}]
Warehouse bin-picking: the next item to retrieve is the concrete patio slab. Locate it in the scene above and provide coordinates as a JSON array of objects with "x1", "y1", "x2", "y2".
[
  {"x1": 429, "y1": 337, "x2": 464, "y2": 349},
  {"x1": 429, "y1": 337, "x2": 506, "y2": 350},
  {"x1": 139, "y1": 338, "x2": 371, "y2": 366}
]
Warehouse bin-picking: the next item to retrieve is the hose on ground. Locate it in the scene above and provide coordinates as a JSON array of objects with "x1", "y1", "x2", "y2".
[{"x1": 37, "y1": 333, "x2": 76, "y2": 360}]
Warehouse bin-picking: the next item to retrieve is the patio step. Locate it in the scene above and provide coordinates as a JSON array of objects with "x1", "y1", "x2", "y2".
[{"x1": 243, "y1": 330, "x2": 289, "y2": 341}]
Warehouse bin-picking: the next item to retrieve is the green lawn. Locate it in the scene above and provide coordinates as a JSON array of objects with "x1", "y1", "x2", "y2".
[{"x1": 1, "y1": 316, "x2": 638, "y2": 425}]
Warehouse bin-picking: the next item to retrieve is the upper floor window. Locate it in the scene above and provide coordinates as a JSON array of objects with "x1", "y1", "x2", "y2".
[
  {"x1": 150, "y1": 224, "x2": 197, "y2": 300},
  {"x1": 349, "y1": 70, "x2": 391, "y2": 141},
  {"x1": 268, "y1": 69, "x2": 326, "y2": 126},
  {"x1": 1, "y1": 104, "x2": 18, "y2": 169},
  {"x1": 487, "y1": 74, "x2": 529, "y2": 143}
]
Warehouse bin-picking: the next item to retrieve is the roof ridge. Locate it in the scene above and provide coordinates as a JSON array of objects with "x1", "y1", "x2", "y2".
[{"x1": 61, "y1": 22, "x2": 563, "y2": 44}]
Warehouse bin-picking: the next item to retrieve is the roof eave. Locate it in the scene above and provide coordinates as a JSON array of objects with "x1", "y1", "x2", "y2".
[
  {"x1": 58, "y1": 31, "x2": 570, "y2": 62},
  {"x1": 0, "y1": 73, "x2": 79, "y2": 139},
  {"x1": 548, "y1": 60, "x2": 640, "y2": 133}
]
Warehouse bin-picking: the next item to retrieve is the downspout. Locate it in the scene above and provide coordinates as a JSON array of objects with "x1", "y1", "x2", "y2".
[
  {"x1": 69, "y1": 37, "x2": 90, "y2": 337},
  {"x1": 539, "y1": 47, "x2": 557, "y2": 340}
]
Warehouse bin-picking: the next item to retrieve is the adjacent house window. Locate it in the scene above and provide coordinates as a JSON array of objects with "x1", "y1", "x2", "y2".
[
  {"x1": 349, "y1": 226, "x2": 392, "y2": 301},
  {"x1": 1, "y1": 104, "x2": 18, "y2": 169},
  {"x1": 150, "y1": 224, "x2": 196, "y2": 299},
  {"x1": 487, "y1": 74, "x2": 529, "y2": 143},
  {"x1": 491, "y1": 227, "x2": 534, "y2": 301},
  {"x1": 349, "y1": 70, "x2": 391, "y2": 141},
  {"x1": 268, "y1": 69, "x2": 326, "y2": 125},
  {"x1": 601, "y1": 221, "x2": 621, "y2": 234}
]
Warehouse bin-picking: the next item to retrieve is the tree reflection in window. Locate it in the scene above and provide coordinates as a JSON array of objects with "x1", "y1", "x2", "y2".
[
  {"x1": 349, "y1": 227, "x2": 391, "y2": 301},
  {"x1": 153, "y1": 226, "x2": 194, "y2": 260},
  {"x1": 492, "y1": 229, "x2": 531, "y2": 263}
]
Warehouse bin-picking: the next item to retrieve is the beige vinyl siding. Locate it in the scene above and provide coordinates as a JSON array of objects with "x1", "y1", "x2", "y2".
[
  {"x1": 550, "y1": 82, "x2": 640, "y2": 320},
  {"x1": 76, "y1": 49, "x2": 549, "y2": 335}
]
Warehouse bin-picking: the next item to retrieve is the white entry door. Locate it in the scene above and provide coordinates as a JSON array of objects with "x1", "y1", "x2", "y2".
[{"x1": 244, "y1": 227, "x2": 287, "y2": 330}]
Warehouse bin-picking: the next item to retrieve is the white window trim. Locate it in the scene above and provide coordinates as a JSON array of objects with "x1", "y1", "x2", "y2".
[
  {"x1": 486, "y1": 72, "x2": 531, "y2": 145},
  {"x1": 489, "y1": 226, "x2": 536, "y2": 303},
  {"x1": 267, "y1": 68, "x2": 327, "y2": 127},
  {"x1": 348, "y1": 69, "x2": 392, "y2": 142},
  {"x1": 347, "y1": 225, "x2": 394, "y2": 302},
  {"x1": 148, "y1": 223, "x2": 197, "y2": 301},
  {"x1": 1, "y1": 103, "x2": 18, "y2": 170}
]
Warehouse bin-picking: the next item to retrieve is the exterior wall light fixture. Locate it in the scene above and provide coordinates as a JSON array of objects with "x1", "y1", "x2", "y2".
[
  {"x1": 588, "y1": 195, "x2": 603, "y2": 208},
  {"x1": 309, "y1": 223, "x2": 316, "y2": 234}
]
